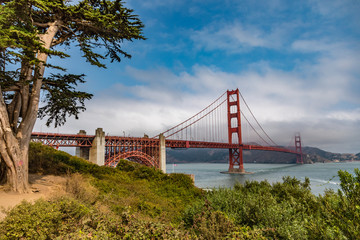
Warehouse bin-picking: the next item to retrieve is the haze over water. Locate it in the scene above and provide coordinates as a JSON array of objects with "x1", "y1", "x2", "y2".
[{"x1": 167, "y1": 162, "x2": 360, "y2": 195}]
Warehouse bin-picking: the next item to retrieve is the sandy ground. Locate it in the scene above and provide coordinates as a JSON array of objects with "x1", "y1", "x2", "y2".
[{"x1": 0, "y1": 174, "x2": 66, "y2": 221}]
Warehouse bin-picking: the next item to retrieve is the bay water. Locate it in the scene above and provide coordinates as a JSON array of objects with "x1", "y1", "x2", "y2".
[{"x1": 166, "y1": 162, "x2": 360, "y2": 195}]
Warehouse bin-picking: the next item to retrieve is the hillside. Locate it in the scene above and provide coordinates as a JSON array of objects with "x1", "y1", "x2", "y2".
[
  {"x1": 0, "y1": 142, "x2": 203, "y2": 239},
  {"x1": 1, "y1": 142, "x2": 359, "y2": 239},
  {"x1": 167, "y1": 146, "x2": 360, "y2": 164}
]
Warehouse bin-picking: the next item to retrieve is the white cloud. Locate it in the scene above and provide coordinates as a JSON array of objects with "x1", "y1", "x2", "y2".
[
  {"x1": 191, "y1": 22, "x2": 268, "y2": 52},
  {"x1": 326, "y1": 109, "x2": 360, "y2": 121},
  {"x1": 309, "y1": 0, "x2": 360, "y2": 20},
  {"x1": 35, "y1": 49, "x2": 360, "y2": 153}
]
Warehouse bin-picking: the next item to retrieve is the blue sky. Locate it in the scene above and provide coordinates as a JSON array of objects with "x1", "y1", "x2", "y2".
[{"x1": 35, "y1": 0, "x2": 360, "y2": 153}]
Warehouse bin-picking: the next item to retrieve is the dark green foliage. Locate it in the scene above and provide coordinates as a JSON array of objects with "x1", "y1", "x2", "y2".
[
  {"x1": 0, "y1": 0, "x2": 145, "y2": 128},
  {"x1": 29, "y1": 142, "x2": 117, "y2": 176},
  {"x1": 169, "y1": 173, "x2": 195, "y2": 188},
  {"x1": 1, "y1": 0, "x2": 145, "y2": 66},
  {"x1": 29, "y1": 142, "x2": 75, "y2": 174},
  {"x1": 132, "y1": 164, "x2": 166, "y2": 181},
  {"x1": 38, "y1": 73, "x2": 93, "y2": 127},
  {"x1": 116, "y1": 159, "x2": 138, "y2": 172}
]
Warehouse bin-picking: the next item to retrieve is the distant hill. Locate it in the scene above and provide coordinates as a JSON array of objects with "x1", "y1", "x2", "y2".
[
  {"x1": 302, "y1": 147, "x2": 360, "y2": 163},
  {"x1": 167, "y1": 146, "x2": 360, "y2": 164}
]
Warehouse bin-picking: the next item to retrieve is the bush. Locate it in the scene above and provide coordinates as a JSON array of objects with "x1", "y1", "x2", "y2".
[
  {"x1": 315, "y1": 168, "x2": 360, "y2": 239},
  {"x1": 29, "y1": 142, "x2": 117, "y2": 177},
  {"x1": 0, "y1": 197, "x2": 89, "y2": 239},
  {"x1": 184, "y1": 178, "x2": 320, "y2": 239},
  {"x1": 65, "y1": 173, "x2": 99, "y2": 204},
  {"x1": 191, "y1": 200, "x2": 234, "y2": 239},
  {"x1": 226, "y1": 226, "x2": 268, "y2": 240},
  {"x1": 0, "y1": 197, "x2": 193, "y2": 239}
]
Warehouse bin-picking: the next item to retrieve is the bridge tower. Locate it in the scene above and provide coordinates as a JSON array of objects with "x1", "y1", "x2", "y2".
[
  {"x1": 227, "y1": 89, "x2": 245, "y2": 173},
  {"x1": 295, "y1": 133, "x2": 303, "y2": 164}
]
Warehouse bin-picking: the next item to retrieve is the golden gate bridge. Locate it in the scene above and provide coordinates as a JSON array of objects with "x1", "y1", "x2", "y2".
[{"x1": 31, "y1": 89, "x2": 303, "y2": 173}]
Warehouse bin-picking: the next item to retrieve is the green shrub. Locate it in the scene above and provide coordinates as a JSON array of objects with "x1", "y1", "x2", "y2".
[
  {"x1": 29, "y1": 142, "x2": 117, "y2": 177},
  {"x1": 226, "y1": 226, "x2": 268, "y2": 240},
  {"x1": 191, "y1": 200, "x2": 234, "y2": 239},
  {"x1": 0, "y1": 197, "x2": 193, "y2": 239},
  {"x1": 29, "y1": 142, "x2": 72, "y2": 174},
  {"x1": 314, "y1": 169, "x2": 360, "y2": 239},
  {"x1": 184, "y1": 178, "x2": 317, "y2": 239},
  {"x1": 116, "y1": 159, "x2": 137, "y2": 172},
  {"x1": 0, "y1": 197, "x2": 89, "y2": 239},
  {"x1": 338, "y1": 168, "x2": 360, "y2": 205}
]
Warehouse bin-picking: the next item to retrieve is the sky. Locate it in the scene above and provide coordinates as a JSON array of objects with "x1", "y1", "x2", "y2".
[{"x1": 34, "y1": 0, "x2": 360, "y2": 154}]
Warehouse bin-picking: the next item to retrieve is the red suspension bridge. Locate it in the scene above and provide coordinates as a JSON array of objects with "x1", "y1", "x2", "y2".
[{"x1": 31, "y1": 89, "x2": 303, "y2": 173}]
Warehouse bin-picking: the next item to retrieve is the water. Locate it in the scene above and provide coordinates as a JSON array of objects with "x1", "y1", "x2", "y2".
[{"x1": 166, "y1": 162, "x2": 360, "y2": 195}]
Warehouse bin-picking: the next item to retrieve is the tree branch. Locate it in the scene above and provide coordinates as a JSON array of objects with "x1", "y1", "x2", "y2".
[
  {"x1": 18, "y1": 21, "x2": 61, "y2": 141},
  {"x1": 51, "y1": 32, "x2": 72, "y2": 47},
  {"x1": 32, "y1": 22, "x2": 51, "y2": 28},
  {"x1": 7, "y1": 92, "x2": 21, "y2": 131},
  {"x1": 1, "y1": 85, "x2": 20, "y2": 92}
]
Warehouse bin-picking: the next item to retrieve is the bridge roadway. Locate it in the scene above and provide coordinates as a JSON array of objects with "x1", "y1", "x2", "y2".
[
  {"x1": 31, "y1": 132, "x2": 297, "y2": 154},
  {"x1": 166, "y1": 139, "x2": 297, "y2": 154}
]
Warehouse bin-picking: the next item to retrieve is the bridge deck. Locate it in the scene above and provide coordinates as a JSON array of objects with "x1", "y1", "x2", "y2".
[
  {"x1": 31, "y1": 132, "x2": 297, "y2": 155},
  {"x1": 166, "y1": 139, "x2": 297, "y2": 154}
]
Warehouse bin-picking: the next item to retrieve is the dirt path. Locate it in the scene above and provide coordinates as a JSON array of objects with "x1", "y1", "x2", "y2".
[{"x1": 0, "y1": 174, "x2": 66, "y2": 221}]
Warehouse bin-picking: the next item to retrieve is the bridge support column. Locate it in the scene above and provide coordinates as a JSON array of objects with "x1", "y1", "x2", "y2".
[
  {"x1": 229, "y1": 148, "x2": 244, "y2": 173},
  {"x1": 295, "y1": 133, "x2": 303, "y2": 164},
  {"x1": 75, "y1": 130, "x2": 90, "y2": 160},
  {"x1": 227, "y1": 89, "x2": 245, "y2": 173},
  {"x1": 159, "y1": 133, "x2": 166, "y2": 173},
  {"x1": 89, "y1": 128, "x2": 105, "y2": 166}
]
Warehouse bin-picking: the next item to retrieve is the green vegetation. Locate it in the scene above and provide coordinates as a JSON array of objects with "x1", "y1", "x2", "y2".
[
  {"x1": 1, "y1": 143, "x2": 359, "y2": 239},
  {"x1": 0, "y1": 0, "x2": 144, "y2": 193},
  {"x1": 28, "y1": 142, "x2": 202, "y2": 223},
  {"x1": 183, "y1": 177, "x2": 359, "y2": 239}
]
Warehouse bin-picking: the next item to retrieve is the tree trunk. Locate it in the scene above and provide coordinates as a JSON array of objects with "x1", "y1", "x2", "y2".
[
  {"x1": 0, "y1": 122, "x2": 30, "y2": 192},
  {"x1": 0, "y1": 22, "x2": 60, "y2": 193},
  {"x1": 0, "y1": 143, "x2": 30, "y2": 193},
  {"x1": 5, "y1": 152, "x2": 29, "y2": 193}
]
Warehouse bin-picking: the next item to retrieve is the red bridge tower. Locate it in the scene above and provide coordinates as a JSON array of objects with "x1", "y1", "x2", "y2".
[
  {"x1": 227, "y1": 89, "x2": 245, "y2": 173},
  {"x1": 295, "y1": 133, "x2": 303, "y2": 164}
]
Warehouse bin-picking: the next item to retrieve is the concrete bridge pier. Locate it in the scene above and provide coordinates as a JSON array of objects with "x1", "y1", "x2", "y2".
[
  {"x1": 159, "y1": 133, "x2": 166, "y2": 173},
  {"x1": 89, "y1": 128, "x2": 105, "y2": 166},
  {"x1": 75, "y1": 130, "x2": 90, "y2": 160}
]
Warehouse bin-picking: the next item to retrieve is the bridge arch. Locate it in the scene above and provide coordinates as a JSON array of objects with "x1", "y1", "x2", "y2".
[{"x1": 105, "y1": 151, "x2": 158, "y2": 168}]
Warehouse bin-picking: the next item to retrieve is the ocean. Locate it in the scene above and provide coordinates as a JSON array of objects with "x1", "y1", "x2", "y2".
[{"x1": 166, "y1": 162, "x2": 360, "y2": 195}]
